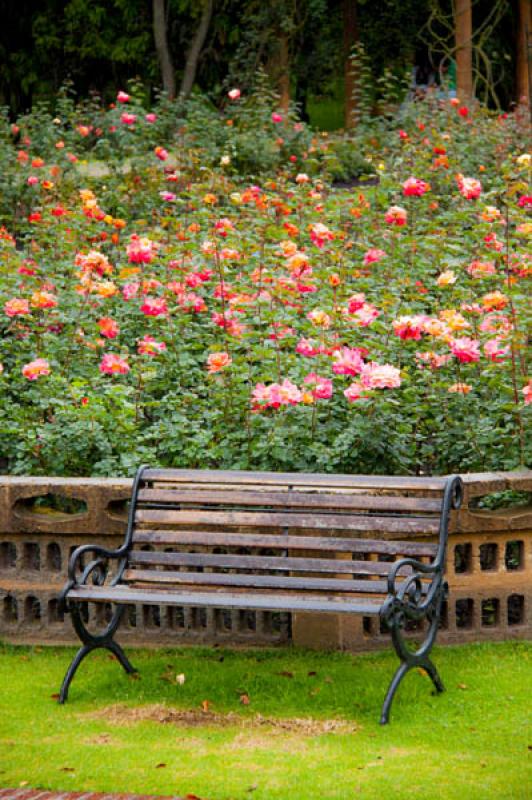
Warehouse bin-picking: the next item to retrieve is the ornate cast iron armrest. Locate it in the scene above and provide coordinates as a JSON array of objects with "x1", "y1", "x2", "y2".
[
  {"x1": 59, "y1": 544, "x2": 127, "y2": 611},
  {"x1": 382, "y1": 557, "x2": 443, "y2": 626},
  {"x1": 386, "y1": 557, "x2": 441, "y2": 597}
]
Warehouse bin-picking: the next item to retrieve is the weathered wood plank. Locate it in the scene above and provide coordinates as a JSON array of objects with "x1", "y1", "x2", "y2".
[
  {"x1": 138, "y1": 486, "x2": 441, "y2": 514},
  {"x1": 142, "y1": 468, "x2": 447, "y2": 492},
  {"x1": 123, "y1": 569, "x2": 429, "y2": 595},
  {"x1": 135, "y1": 508, "x2": 439, "y2": 533},
  {"x1": 67, "y1": 584, "x2": 384, "y2": 614},
  {"x1": 128, "y1": 550, "x2": 409, "y2": 576},
  {"x1": 131, "y1": 529, "x2": 438, "y2": 556},
  {"x1": 136, "y1": 488, "x2": 442, "y2": 513}
]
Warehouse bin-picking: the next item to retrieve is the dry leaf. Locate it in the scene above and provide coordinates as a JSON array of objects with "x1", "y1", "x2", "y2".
[
  {"x1": 19, "y1": 782, "x2": 28, "y2": 787},
  {"x1": 458, "y1": 683, "x2": 468, "y2": 690},
  {"x1": 277, "y1": 671, "x2": 294, "y2": 678},
  {"x1": 240, "y1": 693, "x2": 250, "y2": 706},
  {"x1": 60, "y1": 767, "x2": 75, "y2": 772},
  {"x1": 307, "y1": 671, "x2": 317, "y2": 677},
  {"x1": 176, "y1": 673, "x2": 186, "y2": 685},
  {"x1": 201, "y1": 700, "x2": 210, "y2": 712},
  {"x1": 156, "y1": 763, "x2": 167, "y2": 769},
  {"x1": 50, "y1": 693, "x2": 60, "y2": 700}
]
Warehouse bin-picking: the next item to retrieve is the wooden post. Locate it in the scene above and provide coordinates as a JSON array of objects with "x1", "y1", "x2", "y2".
[
  {"x1": 516, "y1": 0, "x2": 531, "y2": 109},
  {"x1": 455, "y1": 0, "x2": 473, "y2": 102}
]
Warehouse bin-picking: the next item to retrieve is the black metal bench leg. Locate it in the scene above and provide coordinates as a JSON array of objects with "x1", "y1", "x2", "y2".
[
  {"x1": 58, "y1": 603, "x2": 136, "y2": 703},
  {"x1": 59, "y1": 644, "x2": 94, "y2": 704},
  {"x1": 421, "y1": 657, "x2": 445, "y2": 694},
  {"x1": 380, "y1": 661, "x2": 410, "y2": 725},
  {"x1": 105, "y1": 640, "x2": 137, "y2": 675}
]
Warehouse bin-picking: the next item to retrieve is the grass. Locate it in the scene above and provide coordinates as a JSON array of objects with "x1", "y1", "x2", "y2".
[{"x1": 0, "y1": 641, "x2": 530, "y2": 799}]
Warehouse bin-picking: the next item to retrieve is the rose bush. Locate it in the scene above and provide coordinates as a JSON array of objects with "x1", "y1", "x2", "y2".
[{"x1": 0, "y1": 88, "x2": 529, "y2": 476}]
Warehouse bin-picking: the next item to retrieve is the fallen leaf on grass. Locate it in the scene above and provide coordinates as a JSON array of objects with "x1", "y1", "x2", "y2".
[
  {"x1": 416, "y1": 668, "x2": 428, "y2": 677},
  {"x1": 19, "y1": 782, "x2": 28, "y2": 787},
  {"x1": 457, "y1": 683, "x2": 468, "y2": 690},
  {"x1": 307, "y1": 671, "x2": 317, "y2": 677},
  {"x1": 276, "y1": 671, "x2": 294, "y2": 678},
  {"x1": 128, "y1": 672, "x2": 140, "y2": 681},
  {"x1": 201, "y1": 700, "x2": 210, "y2": 712},
  {"x1": 50, "y1": 693, "x2": 60, "y2": 700},
  {"x1": 161, "y1": 670, "x2": 186, "y2": 686},
  {"x1": 240, "y1": 693, "x2": 250, "y2": 706},
  {"x1": 60, "y1": 767, "x2": 75, "y2": 772},
  {"x1": 155, "y1": 763, "x2": 167, "y2": 769}
]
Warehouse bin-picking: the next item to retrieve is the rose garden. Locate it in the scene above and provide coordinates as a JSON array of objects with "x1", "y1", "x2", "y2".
[{"x1": 0, "y1": 42, "x2": 531, "y2": 800}]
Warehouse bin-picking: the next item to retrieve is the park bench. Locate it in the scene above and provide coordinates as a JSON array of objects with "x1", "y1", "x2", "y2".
[{"x1": 58, "y1": 466, "x2": 462, "y2": 723}]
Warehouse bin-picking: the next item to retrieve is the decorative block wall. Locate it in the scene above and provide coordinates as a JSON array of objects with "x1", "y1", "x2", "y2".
[{"x1": 0, "y1": 471, "x2": 530, "y2": 651}]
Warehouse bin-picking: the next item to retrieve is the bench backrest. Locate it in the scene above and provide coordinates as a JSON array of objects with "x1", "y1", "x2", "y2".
[{"x1": 121, "y1": 469, "x2": 452, "y2": 601}]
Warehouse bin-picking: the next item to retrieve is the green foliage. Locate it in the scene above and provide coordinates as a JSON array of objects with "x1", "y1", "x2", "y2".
[{"x1": 304, "y1": 137, "x2": 376, "y2": 184}]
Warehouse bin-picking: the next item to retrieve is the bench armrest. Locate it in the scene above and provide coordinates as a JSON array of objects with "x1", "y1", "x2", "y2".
[
  {"x1": 386, "y1": 557, "x2": 440, "y2": 597},
  {"x1": 66, "y1": 543, "x2": 126, "y2": 584},
  {"x1": 59, "y1": 544, "x2": 127, "y2": 611},
  {"x1": 381, "y1": 556, "x2": 446, "y2": 628}
]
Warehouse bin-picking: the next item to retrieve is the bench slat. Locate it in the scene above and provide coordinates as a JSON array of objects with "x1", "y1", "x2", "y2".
[
  {"x1": 135, "y1": 508, "x2": 440, "y2": 533},
  {"x1": 67, "y1": 585, "x2": 384, "y2": 615},
  {"x1": 128, "y1": 550, "x2": 409, "y2": 576},
  {"x1": 123, "y1": 569, "x2": 430, "y2": 595},
  {"x1": 142, "y1": 468, "x2": 447, "y2": 492},
  {"x1": 136, "y1": 488, "x2": 442, "y2": 513},
  {"x1": 132, "y1": 529, "x2": 438, "y2": 556}
]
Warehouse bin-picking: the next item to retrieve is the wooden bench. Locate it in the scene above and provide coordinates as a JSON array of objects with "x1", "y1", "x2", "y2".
[{"x1": 58, "y1": 467, "x2": 462, "y2": 723}]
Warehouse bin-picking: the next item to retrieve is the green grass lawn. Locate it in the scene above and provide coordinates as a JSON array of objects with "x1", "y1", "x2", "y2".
[{"x1": 0, "y1": 641, "x2": 530, "y2": 799}]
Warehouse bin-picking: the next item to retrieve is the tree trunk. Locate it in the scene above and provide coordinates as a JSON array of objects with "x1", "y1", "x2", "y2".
[
  {"x1": 153, "y1": 0, "x2": 176, "y2": 99},
  {"x1": 343, "y1": 0, "x2": 358, "y2": 129},
  {"x1": 278, "y1": 33, "x2": 290, "y2": 111},
  {"x1": 515, "y1": 0, "x2": 531, "y2": 108},
  {"x1": 180, "y1": 0, "x2": 214, "y2": 99},
  {"x1": 455, "y1": 0, "x2": 473, "y2": 102}
]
